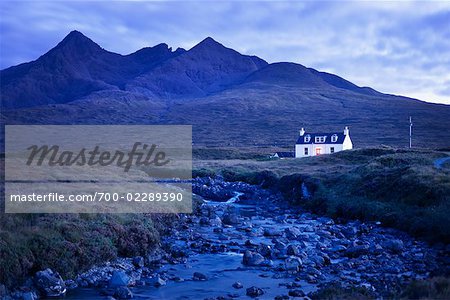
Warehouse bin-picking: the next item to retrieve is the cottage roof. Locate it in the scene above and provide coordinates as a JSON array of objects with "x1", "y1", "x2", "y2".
[
  {"x1": 275, "y1": 152, "x2": 295, "y2": 158},
  {"x1": 296, "y1": 132, "x2": 346, "y2": 145}
]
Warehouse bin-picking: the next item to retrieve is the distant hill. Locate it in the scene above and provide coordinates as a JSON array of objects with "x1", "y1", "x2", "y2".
[{"x1": 1, "y1": 31, "x2": 449, "y2": 148}]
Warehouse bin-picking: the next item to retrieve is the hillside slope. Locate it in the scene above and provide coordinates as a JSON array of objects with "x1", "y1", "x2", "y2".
[{"x1": 1, "y1": 31, "x2": 449, "y2": 148}]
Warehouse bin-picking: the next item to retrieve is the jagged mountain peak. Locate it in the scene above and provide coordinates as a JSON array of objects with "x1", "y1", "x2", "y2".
[
  {"x1": 55, "y1": 30, "x2": 101, "y2": 52},
  {"x1": 190, "y1": 36, "x2": 231, "y2": 53}
]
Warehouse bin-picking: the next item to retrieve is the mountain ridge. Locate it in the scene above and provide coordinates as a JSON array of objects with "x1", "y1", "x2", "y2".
[
  {"x1": 1, "y1": 31, "x2": 385, "y2": 108},
  {"x1": 1, "y1": 31, "x2": 449, "y2": 148}
]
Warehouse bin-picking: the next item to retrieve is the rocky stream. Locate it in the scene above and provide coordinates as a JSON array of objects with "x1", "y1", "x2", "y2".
[{"x1": 8, "y1": 177, "x2": 449, "y2": 300}]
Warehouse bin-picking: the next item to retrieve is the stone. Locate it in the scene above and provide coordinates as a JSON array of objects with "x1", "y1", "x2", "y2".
[
  {"x1": 150, "y1": 275, "x2": 166, "y2": 287},
  {"x1": 114, "y1": 286, "x2": 133, "y2": 299},
  {"x1": 288, "y1": 289, "x2": 305, "y2": 297},
  {"x1": 109, "y1": 271, "x2": 130, "y2": 288},
  {"x1": 35, "y1": 268, "x2": 67, "y2": 297},
  {"x1": 222, "y1": 213, "x2": 239, "y2": 225},
  {"x1": 345, "y1": 245, "x2": 370, "y2": 258},
  {"x1": 199, "y1": 217, "x2": 210, "y2": 225},
  {"x1": 264, "y1": 228, "x2": 283, "y2": 237},
  {"x1": 274, "y1": 240, "x2": 287, "y2": 250},
  {"x1": 306, "y1": 275, "x2": 318, "y2": 283},
  {"x1": 213, "y1": 227, "x2": 224, "y2": 233},
  {"x1": 243, "y1": 250, "x2": 265, "y2": 266},
  {"x1": 284, "y1": 256, "x2": 303, "y2": 272},
  {"x1": 303, "y1": 225, "x2": 314, "y2": 233},
  {"x1": 246, "y1": 286, "x2": 264, "y2": 298},
  {"x1": 193, "y1": 272, "x2": 208, "y2": 281},
  {"x1": 232, "y1": 282, "x2": 243, "y2": 289},
  {"x1": 170, "y1": 245, "x2": 188, "y2": 258},
  {"x1": 287, "y1": 244, "x2": 300, "y2": 256},
  {"x1": 330, "y1": 245, "x2": 347, "y2": 252},
  {"x1": 22, "y1": 292, "x2": 38, "y2": 300},
  {"x1": 383, "y1": 239, "x2": 404, "y2": 253},
  {"x1": 245, "y1": 239, "x2": 258, "y2": 247},
  {"x1": 210, "y1": 216, "x2": 223, "y2": 227},
  {"x1": 317, "y1": 217, "x2": 334, "y2": 225},
  {"x1": 258, "y1": 244, "x2": 272, "y2": 258},
  {"x1": 342, "y1": 226, "x2": 358, "y2": 238},
  {"x1": 285, "y1": 227, "x2": 301, "y2": 239},
  {"x1": 132, "y1": 256, "x2": 144, "y2": 268}
]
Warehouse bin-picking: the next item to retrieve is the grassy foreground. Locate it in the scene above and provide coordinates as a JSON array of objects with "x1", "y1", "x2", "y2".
[
  {"x1": 0, "y1": 213, "x2": 173, "y2": 287},
  {"x1": 193, "y1": 146, "x2": 450, "y2": 244}
]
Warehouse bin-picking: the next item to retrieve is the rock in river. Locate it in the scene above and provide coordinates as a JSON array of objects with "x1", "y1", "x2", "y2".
[
  {"x1": 246, "y1": 286, "x2": 264, "y2": 297},
  {"x1": 222, "y1": 213, "x2": 240, "y2": 225},
  {"x1": 284, "y1": 256, "x2": 303, "y2": 272},
  {"x1": 109, "y1": 271, "x2": 130, "y2": 288},
  {"x1": 34, "y1": 268, "x2": 66, "y2": 297},
  {"x1": 114, "y1": 286, "x2": 133, "y2": 299},
  {"x1": 193, "y1": 272, "x2": 208, "y2": 281},
  {"x1": 243, "y1": 250, "x2": 265, "y2": 266}
]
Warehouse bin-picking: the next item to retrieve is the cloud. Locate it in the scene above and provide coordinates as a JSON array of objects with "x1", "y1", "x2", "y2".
[{"x1": 0, "y1": 1, "x2": 449, "y2": 104}]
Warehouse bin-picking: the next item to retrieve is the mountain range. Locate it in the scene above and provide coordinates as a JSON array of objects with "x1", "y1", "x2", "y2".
[{"x1": 1, "y1": 30, "x2": 449, "y2": 148}]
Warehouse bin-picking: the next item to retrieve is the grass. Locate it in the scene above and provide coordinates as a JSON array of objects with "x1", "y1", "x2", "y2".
[
  {"x1": 399, "y1": 277, "x2": 450, "y2": 299},
  {"x1": 0, "y1": 213, "x2": 164, "y2": 287},
  {"x1": 193, "y1": 146, "x2": 450, "y2": 243}
]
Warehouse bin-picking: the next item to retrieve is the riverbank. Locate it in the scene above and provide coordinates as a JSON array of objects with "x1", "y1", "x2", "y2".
[{"x1": 193, "y1": 147, "x2": 450, "y2": 244}]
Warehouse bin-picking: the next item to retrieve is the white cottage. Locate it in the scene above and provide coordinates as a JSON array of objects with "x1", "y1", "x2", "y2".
[{"x1": 295, "y1": 127, "x2": 353, "y2": 158}]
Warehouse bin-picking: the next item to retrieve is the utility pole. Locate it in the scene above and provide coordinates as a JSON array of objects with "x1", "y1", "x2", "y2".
[{"x1": 409, "y1": 116, "x2": 412, "y2": 148}]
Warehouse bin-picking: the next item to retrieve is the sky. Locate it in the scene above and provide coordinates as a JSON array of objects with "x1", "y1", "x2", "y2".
[{"x1": 1, "y1": 1, "x2": 449, "y2": 105}]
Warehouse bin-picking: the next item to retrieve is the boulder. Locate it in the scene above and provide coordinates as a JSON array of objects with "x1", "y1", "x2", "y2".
[
  {"x1": 263, "y1": 228, "x2": 283, "y2": 237},
  {"x1": 35, "y1": 268, "x2": 66, "y2": 297},
  {"x1": 132, "y1": 256, "x2": 144, "y2": 268},
  {"x1": 243, "y1": 250, "x2": 265, "y2": 266},
  {"x1": 344, "y1": 245, "x2": 370, "y2": 258},
  {"x1": 199, "y1": 217, "x2": 210, "y2": 225},
  {"x1": 222, "y1": 213, "x2": 240, "y2": 225},
  {"x1": 284, "y1": 256, "x2": 303, "y2": 272},
  {"x1": 258, "y1": 244, "x2": 272, "y2": 258},
  {"x1": 232, "y1": 282, "x2": 243, "y2": 289},
  {"x1": 288, "y1": 289, "x2": 305, "y2": 297},
  {"x1": 150, "y1": 275, "x2": 166, "y2": 287},
  {"x1": 287, "y1": 244, "x2": 300, "y2": 256},
  {"x1": 193, "y1": 272, "x2": 208, "y2": 281},
  {"x1": 210, "y1": 216, "x2": 223, "y2": 227},
  {"x1": 285, "y1": 227, "x2": 301, "y2": 239},
  {"x1": 383, "y1": 239, "x2": 404, "y2": 253},
  {"x1": 114, "y1": 286, "x2": 133, "y2": 299},
  {"x1": 330, "y1": 245, "x2": 347, "y2": 252},
  {"x1": 246, "y1": 286, "x2": 264, "y2": 298},
  {"x1": 109, "y1": 271, "x2": 130, "y2": 288},
  {"x1": 170, "y1": 245, "x2": 188, "y2": 258}
]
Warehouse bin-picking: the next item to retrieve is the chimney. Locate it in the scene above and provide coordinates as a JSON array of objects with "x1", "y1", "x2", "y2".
[
  {"x1": 344, "y1": 126, "x2": 349, "y2": 136},
  {"x1": 299, "y1": 128, "x2": 305, "y2": 136}
]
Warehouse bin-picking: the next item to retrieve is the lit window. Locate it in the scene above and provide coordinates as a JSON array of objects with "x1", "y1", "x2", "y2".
[
  {"x1": 331, "y1": 134, "x2": 338, "y2": 142},
  {"x1": 304, "y1": 134, "x2": 311, "y2": 143},
  {"x1": 304, "y1": 148, "x2": 308, "y2": 155},
  {"x1": 330, "y1": 147, "x2": 335, "y2": 153}
]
